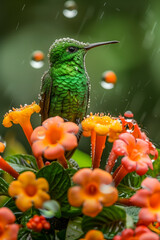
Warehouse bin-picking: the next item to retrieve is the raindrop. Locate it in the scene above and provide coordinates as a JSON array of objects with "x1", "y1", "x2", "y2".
[
  {"x1": 101, "y1": 70, "x2": 117, "y2": 89},
  {"x1": 63, "y1": 0, "x2": 78, "y2": 19},
  {"x1": 124, "y1": 110, "x2": 134, "y2": 119},
  {"x1": 30, "y1": 50, "x2": 45, "y2": 69}
]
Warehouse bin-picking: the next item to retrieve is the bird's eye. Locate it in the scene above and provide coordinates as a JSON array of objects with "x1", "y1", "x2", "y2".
[{"x1": 67, "y1": 46, "x2": 78, "y2": 53}]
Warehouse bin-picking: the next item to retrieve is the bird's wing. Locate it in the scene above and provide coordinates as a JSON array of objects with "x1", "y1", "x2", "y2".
[{"x1": 39, "y1": 70, "x2": 52, "y2": 123}]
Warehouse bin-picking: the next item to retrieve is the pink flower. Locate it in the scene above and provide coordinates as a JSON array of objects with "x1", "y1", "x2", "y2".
[
  {"x1": 131, "y1": 177, "x2": 160, "y2": 225},
  {"x1": 113, "y1": 225, "x2": 159, "y2": 240}
]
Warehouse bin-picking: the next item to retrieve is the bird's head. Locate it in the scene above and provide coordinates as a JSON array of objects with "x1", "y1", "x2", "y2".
[{"x1": 48, "y1": 37, "x2": 119, "y2": 66}]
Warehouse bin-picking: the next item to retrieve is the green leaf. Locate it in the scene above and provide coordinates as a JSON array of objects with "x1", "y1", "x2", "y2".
[
  {"x1": 126, "y1": 214, "x2": 134, "y2": 228},
  {"x1": 18, "y1": 228, "x2": 55, "y2": 240},
  {"x1": 124, "y1": 206, "x2": 140, "y2": 224},
  {"x1": 82, "y1": 206, "x2": 126, "y2": 239},
  {"x1": 5, "y1": 154, "x2": 38, "y2": 173},
  {"x1": 20, "y1": 208, "x2": 40, "y2": 226},
  {"x1": 62, "y1": 206, "x2": 82, "y2": 218},
  {"x1": 65, "y1": 217, "x2": 83, "y2": 240},
  {"x1": 0, "y1": 177, "x2": 9, "y2": 196},
  {"x1": 3, "y1": 198, "x2": 22, "y2": 219},
  {"x1": 72, "y1": 149, "x2": 91, "y2": 168},
  {"x1": 36, "y1": 162, "x2": 71, "y2": 212}
]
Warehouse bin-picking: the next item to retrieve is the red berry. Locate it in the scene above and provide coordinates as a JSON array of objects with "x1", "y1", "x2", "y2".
[
  {"x1": 36, "y1": 223, "x2": 43, "y2": 232},
  {"x1": 43, "y1": 222, "x2": 51, "y2": 230},
  {"x1": 33, "y1": 216, "x2": 40, "y2": 223}
]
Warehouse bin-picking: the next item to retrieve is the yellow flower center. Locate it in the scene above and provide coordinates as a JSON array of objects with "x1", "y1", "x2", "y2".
[
  {"x1": 25, "y1": 185, "x2": 37, "y2": 197},
  {"x1": 86, "y1": 183, "x2": 98, "y2": 196},
  {"x1": 149, "y1": 192, "x2": 160, "y2": 209}
]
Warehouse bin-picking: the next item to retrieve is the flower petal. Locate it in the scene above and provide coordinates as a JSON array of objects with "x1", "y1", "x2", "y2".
[
  {"x1": 100, "y1": 186, "x2": 118, "y2": 206},
  {"x1": 84, "y1": 230, "x2": 105, "y2": 240},
  {"x1": 60, "y1": 122, "x2": 79, "y2": 134},
  {"x1": 121, "y1": 156, "x2": 136, "y2": 172},
  {"x1": 136, "y1": 139, "x2": 150, "y2": 154},
  {"x1": 2, "y1": 224, "x2": 19, "y2": 240},
  {"x1": 141, "y1": 177, "x2": 160, "y2": 193},
  {"x1": 59, "y1": 134, "x2": 78, "y2": 151},
  {"x1": 8, "y1": 181, "x2": 23, "y2": 197},
  {"x1": 140, "y1": 233, "x2": 159, "y2": 240},
  {"x1": 73, "y1": 168, "x2": 92, "y2": 185},
  {"x1": 82, "y1": 198, "x2": 102, "y2": 217},
  {"x1": 0, "y1": 207, "x2": 15, "y2": 225},
  {"x1": 15, "y1": 194, "x2": 32, "y2": 212},
  {"x1": 33, "y1": 190, "x2": 50, "y2": 208},
  {"x1": 30, "y1": 126, "x2": 46, "y2": 142},
  {"x1": 42, "y1": 116, "x2": 64, "y2": 129},
  {"x1": 119, "y1": 133, "x2": 135, "y2": 147},
  {"x1": 130, "y1": 189, "x2": 150, "y2": 207},
  {"x1": 36, "y1": 178, "x2": 49, "y2": 191},
  {"x1": 18, "y1": 171, "x2": 36, "y2": 186},
  {"x1": 91, "y1": 169, "x2": 113, "y2": 185},
  {"x1": 135, "y1": 161, "x2": 148, "y2": 175},
  {"x1": 43, "y1": 144, "x2": 64, "y2": 160},
  {"x1": 32, "y1": 141, "x2": 47, "y2": 158},
  {"x1": 138, "y1": 208, "x2": 156, "y2": 225},
  {"x1": 68, "y1": 186, "x2": 84, "y2": 207},
  {"x1": 112, "y1": 139, "x2": 128, "y2": 156}
]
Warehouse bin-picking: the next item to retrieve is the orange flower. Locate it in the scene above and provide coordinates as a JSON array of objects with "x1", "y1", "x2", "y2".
[
  {"x1": 68, "y1": 168, "x2": 118, "y2": 217},
  {"x1": 3, "y1": 102, "x2": 40, "y2": 145},
  {"x1": 0, "y1": 207, "x2": 19, "y2": 240},
  {"x1": 0, "y1": 142, "x2": 19, "y2": 179},
  {"x1": 113, "y1": 225, "x2": 159, "y2": 240},
  {"x1": 31, "y1": 116, "x2": 79, "y2": 169},
  {"x1": 8, "y1": 171, "x2": 50, "y2": 212},
  {"x1": 81, "y1": 113, "x2": 122, "y2": 169},
  {"x1": 130, "y1": 177, "x2": 160, "y2": 226},
  {"x1": 80, "y1": 230, "x2": 105, "y2": 240},
  {"x1": 111, "y1": 133, "x2": 153, "y2": 186},
  {"x1": 119, "y1": 113, "x2": 158, "y2": 159}
]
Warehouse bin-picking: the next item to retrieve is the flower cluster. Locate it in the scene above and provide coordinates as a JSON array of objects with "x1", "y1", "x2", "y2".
[
  {"x1": 81, "y1": 113, "x2": 122, "y2": 168},
  {"x1": 3, "y1": 103, "x2": 79, "y2": 169},
  {"x1": 1, "y1": 101, "x2": 159, "y2": 240},
  {"x1": 113, "y1": 225, "x2": 159, "y2": 240}
]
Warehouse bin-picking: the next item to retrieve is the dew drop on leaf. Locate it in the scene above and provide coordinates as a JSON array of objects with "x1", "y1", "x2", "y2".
[
  {"x1": 30, "y1": 50, "x2": 45, "y2": 69},
  {"x1": 63, "y1": 0, "x2": 78, "y2": 19}
]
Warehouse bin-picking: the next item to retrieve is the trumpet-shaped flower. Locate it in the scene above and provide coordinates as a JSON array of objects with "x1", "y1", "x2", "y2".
[
  {"x1": 68, "y1": 168, "x2": 118, "y2": 217},
  {"x1": 80, "y1": 230, "x2": 105, "y2": 240},
  {"x1": 119, "y1": 114, "x2": 158, "y2": 159},
  {"x1": 131, "y1": 177, "x2": 160, "y2": 225},
  {"x1": 31, "y1": 116, "x2": 79, "y2": 168},
  {"x1": 8, "y1": 171, "x2": 50, "y2": 212},
  {"x1": 82, "y1": 114, "x2": 122, "y2": 141},
  {"x1": 81, "y1": 113, "x2": 122, "y2": 168},
  {"x1": 0, "y1": 207, "x2": 19, "y2": 240},
  {"x1": 113, "y1": 225, "x2": 159, "y2": 240},
  {"x1": 3, "y1": 102, "x2": 40, "y2": 145},
  {"x1": 110, "y1": 133, "x2": 153, "y2": 186},
  {"x1": 0, "y1": 142, "x2": 19, "y2": 179}
]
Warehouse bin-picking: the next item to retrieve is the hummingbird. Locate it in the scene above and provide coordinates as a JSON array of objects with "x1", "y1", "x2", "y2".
[{"x1": 39, "y1": 38, "x2": 119, "y2": 124}]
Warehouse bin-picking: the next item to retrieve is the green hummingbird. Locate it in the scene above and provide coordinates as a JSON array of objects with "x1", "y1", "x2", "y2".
[{"x1": 39, "y1": 38, "x2": 119, "y2": 124}]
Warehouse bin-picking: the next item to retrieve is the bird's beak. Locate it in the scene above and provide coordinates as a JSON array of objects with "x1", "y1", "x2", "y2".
[{"x1": 84, "y1": 40, "x2": 119, "y2": 50}]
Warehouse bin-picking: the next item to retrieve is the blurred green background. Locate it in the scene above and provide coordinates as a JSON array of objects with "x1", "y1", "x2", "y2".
[{"x1": 1, "y1": 0, "x2": 160, "y2": 155}]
